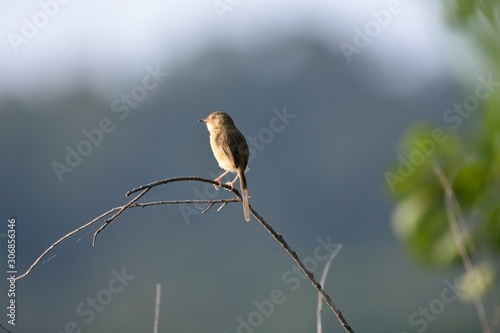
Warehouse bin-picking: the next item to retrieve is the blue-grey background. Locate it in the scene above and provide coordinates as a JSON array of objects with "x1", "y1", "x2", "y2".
[{"x1": 0, "y1": 1, "x2": 488, "y2": 332}]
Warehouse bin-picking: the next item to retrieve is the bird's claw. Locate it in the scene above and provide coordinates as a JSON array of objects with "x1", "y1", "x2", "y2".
[{"x1": 213, "y1": 179, "x2": 223, "y2": 190}]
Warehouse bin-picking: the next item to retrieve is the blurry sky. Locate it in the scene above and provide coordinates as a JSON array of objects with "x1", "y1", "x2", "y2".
[
  {"x1": 0, "y1": 0, "x2": 479, "y2": 97},
  {"x1": 0, "y1": 1, "x2": 490, "y2": 333}
]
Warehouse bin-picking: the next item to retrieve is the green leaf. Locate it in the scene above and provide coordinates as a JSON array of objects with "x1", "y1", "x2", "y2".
[{"x1": 458, "y1": 262, "x2": 496, "y2": 302}]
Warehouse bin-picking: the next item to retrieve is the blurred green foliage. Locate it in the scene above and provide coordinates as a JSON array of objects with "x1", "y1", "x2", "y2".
[
  {"x1": 446, "y1": 0, "x2": 500, "y2": 73},
  {"x1": 388, "y1": 0, "x2": 500, "y2": 304},
  {"x1": 389, "y1": 102, "x2": 500, "y2": 266}
]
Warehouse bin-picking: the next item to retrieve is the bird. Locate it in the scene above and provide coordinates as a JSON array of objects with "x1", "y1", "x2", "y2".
[{"x1": 199, "y1": 111, "x2": 250, "y2": 221}]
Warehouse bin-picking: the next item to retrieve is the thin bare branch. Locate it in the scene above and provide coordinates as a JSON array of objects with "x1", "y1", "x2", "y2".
[
  {"x1": 153, "y1": 283, "x2": 161, "y2": 333},
  {"x1": 126, "y1": 176, "x2": 234, "y2": 197},
  {"x1": 249, "y1": 207, "x2": 355, "y2": 333},
  {"x1": 433, "y1": 162, "x2": 491, "y2": 333},
  {"x1": 217, "y1": 202, "x2": 228, "y2": 211},
  {"x1": 92, "y1": 188, "x2": 150, "y2": 246},
  {"x1": 317, "y1": 244, "x2": 344, "y2": 333},
  {"x1": 0, "y1": 323, "x2": 12, "y2": 333},
  {"x1": 15, "y1": 176, "x2": 355, "y2": 333},
  {"x1": 15, "y1": 199, "x2": 239, "y2": 281},
  {"x1": 15, "y1": 207, "x2": 120, "y2": 281},
  {"x1": 133, "y1": 199, "x2": 239, "y2": 209}
]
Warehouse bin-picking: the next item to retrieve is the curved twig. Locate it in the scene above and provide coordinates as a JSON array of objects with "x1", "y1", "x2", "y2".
[
  {"x1": 15, "y1": 207, "x2": 119, "y2": 281},
  {"x1": 15, "y1": 176, "x2": 355, "y2": 333},
  {"x1": 249, "y1": 208, "x2": 354, "y2": 333},
  {"x1": 92, "y1": 188, "x2": 149, "y2": 246},
  {"x1": 125, "y1": 176, "x2": 236, "y2": 197},
  {"x1": 317, "y1": 244, "x2": 344, "y2": 333}
]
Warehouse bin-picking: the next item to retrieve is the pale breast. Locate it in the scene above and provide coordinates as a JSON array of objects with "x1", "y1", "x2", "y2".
[{"x1": 210, "y1": 134, "x2": 236, "y2": 171}]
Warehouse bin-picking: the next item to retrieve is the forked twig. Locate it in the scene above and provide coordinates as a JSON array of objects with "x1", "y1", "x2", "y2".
[
  {"x1": 15, "y1": 176, "x2": 355, "y2": 333},
  {"x1": 249, "y1": 208, "x2": 354, "y2": 333},
  {"x1": 92, "y1": 188, "x2": 149, "y2": 246},
  {"x1": 15, "y1": 207, "x2": 120, "y2": 281}
]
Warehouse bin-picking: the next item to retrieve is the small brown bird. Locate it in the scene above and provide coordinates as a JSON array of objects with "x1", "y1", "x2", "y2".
[{"x1": 199, "y1": 111, "x2": 250, "y2": 221}]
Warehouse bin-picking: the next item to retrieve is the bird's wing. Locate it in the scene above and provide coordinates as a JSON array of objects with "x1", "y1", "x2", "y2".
[
  {"x1": 217, "y1": 129, "x2": 248, "y2": 169},
  {"x1": 216, "y1": 132, "x2": 237, "y2": 168}
]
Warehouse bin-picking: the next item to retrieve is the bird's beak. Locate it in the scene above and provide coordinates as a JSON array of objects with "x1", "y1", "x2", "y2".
[{"x1": 198, "y1": 118, "x2": 207, "y2": 123}]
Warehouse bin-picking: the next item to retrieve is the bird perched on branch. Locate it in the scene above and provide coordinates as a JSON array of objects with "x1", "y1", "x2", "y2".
[{"x1": 199, "y1": 111, "x2": 250, "y2": 221}]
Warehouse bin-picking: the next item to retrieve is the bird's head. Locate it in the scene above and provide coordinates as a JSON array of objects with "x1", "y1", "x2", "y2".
[{"x1": 199, "y1": 111, "x2": 234, "y2": 131}]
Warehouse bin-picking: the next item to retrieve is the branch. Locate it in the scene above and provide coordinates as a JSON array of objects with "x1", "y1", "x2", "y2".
[
  {"x1": 125, "y1": 176, "x2": 233, "y2": 197},
  {"x1": 0, "y1": 324, "x2": 12, "y2": 333},
  {"x1": 317, "y1": 244, "x2": 344, "y2": 333},
  {"x1": 15, "y1": 176, "x2": 355, "y2": 333},
  {"x1": 433, "y1": 163, "x2": 491, "y2": 333},
  {"x1": 92, "y1": 188, "x2": 149, "y2": 246},
  {"x1": 250, "y1": 208, "x2": 355, "y2": 333},
  {"x1": 15, "y1": 207, "x2": 120, "y2": 281},
  {"x1": 153, "y1": 283, "x2": 161, "y2": 333}
]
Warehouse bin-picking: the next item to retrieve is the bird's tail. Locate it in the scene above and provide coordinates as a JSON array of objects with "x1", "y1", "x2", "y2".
[{"x1": 239, "y1": 171, "x2": 250, "y2": 221}]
